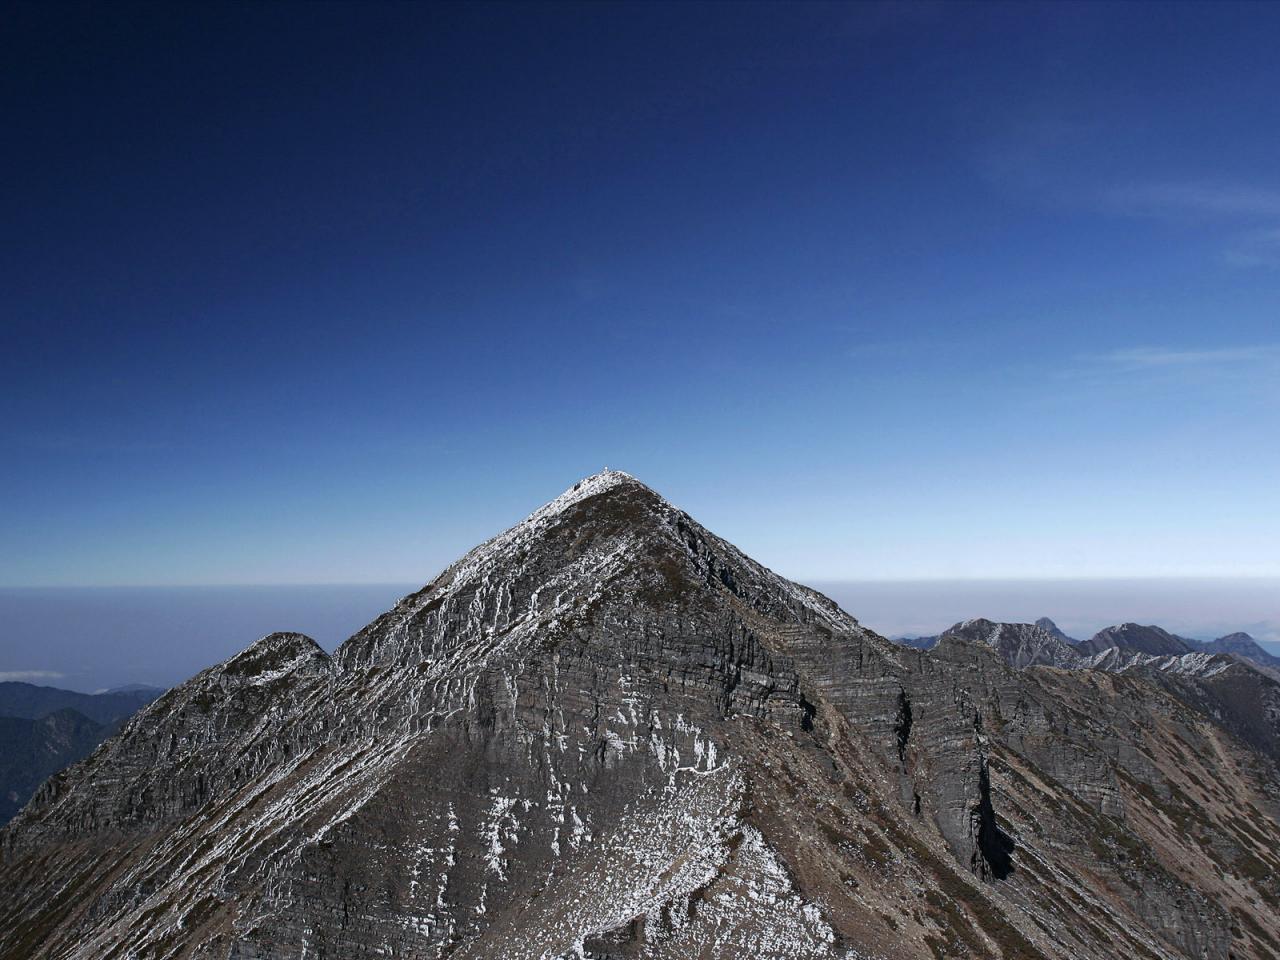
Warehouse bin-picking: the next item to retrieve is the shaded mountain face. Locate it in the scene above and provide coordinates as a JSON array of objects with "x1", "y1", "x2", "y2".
[
  {"x1": 890, "y1": 634, "x2": 938, "y2": 650},
  {"x1": 1079, "y1": 622, "x2": 1195, "y2": 657},
  {"x1": 2, "y1": 472, "x2": 1279, "y2": 960},
  {"x1": 1033, "y1": 617, "x2": 1077, "y2": 645},
  {"x1": 1199, "y1": 632, "x2": 1280, "y2": 671},
  {"x1": 0, "y1": 682, "x2": 160, "y2": 726},
  {"x1": 0, "y1": 710, "x2": 108, "y2": 825},
  {"x1": 939, "y1": 619, "x2": 1084, "y2": 670},
  {"x1": 0, "y1": 684, "x2": 161, "y2": 825}
]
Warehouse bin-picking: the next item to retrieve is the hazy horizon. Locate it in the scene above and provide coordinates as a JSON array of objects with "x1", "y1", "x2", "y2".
[
  {"x1": 3, "y1": 5, "x2": 1278, "y2": 688},
  {"x1": 4, "y1": 577, "x2": 1276, "y2": 694}
]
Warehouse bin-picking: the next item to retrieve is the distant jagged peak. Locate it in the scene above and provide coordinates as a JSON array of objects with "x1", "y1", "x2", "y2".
[
  {"x1": 1197, "y1": 631, "x2": 1280, "y2": 675},
  {"x1": 1217, "y1": 631, "x2": 1257, "y2": 644},
  {"x1": 1205, "y1": 631, "x2": 1276, "y2": 659},
  {"x1": 890, "y1": 633, "x2": 939, "y2": 650},
  {"x1": 946, "y1": 617, "x2": 1060, "y2": 641},
  {"x1": 1034, "y1": 617, "x2": 1078, "y2": 645},
  {"x1": 938, "y1": 618, "x2": 1084, "y2": 670}
]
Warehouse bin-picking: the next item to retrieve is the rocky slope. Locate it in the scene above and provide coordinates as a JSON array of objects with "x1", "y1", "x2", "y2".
[{"x1": 2, "y1": 472, "x2": 1278, "y2": 960}]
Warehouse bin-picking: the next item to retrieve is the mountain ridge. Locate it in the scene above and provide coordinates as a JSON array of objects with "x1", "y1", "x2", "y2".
[{"x1": 0, "y1": 682, "x2": 160, "y2": 726}]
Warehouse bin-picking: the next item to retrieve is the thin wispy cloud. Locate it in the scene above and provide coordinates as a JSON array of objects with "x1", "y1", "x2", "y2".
[
  {"x1": 1095, "y1": 344, "x2": 1280, "y2": 373},
  {"x1": 1104, "y1": 180, "x2": 1280, "y2": 269},
  {"x1": 0, "y1": 669, "x2": 65, "y2": 683},
  {"x1": 1106, "y1": 182, "x2": 1280, "y2": 221},
  {"x1": 1061, "y1": 345, "x2": 1280, "y2": 397},
  {"x1": 1223, "y1": 227, "x2": 1280, "y2": 269}
]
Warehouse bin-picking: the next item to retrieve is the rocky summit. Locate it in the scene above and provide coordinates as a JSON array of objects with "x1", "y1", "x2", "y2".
[{"x1": 2, "y1": 472, "x2": 1279, "y2": 960}]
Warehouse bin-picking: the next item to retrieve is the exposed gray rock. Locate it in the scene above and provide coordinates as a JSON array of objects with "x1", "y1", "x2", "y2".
[{"x1": 940, "y1": 619, "x2": 1085, "y2": 669}]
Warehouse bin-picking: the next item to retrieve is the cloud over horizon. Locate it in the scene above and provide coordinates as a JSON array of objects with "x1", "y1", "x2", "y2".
[{"x1": 0, "y1": 670, "x2": 66, "y2": 683}]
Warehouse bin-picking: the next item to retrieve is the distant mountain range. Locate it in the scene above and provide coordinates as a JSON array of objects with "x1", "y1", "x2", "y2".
[
  {"x1": 0, "y1": 682, "x2": 161, "y2": 823},
  {"x1": 892, "y1": 618, "x2": 1280, "y2": 675}
]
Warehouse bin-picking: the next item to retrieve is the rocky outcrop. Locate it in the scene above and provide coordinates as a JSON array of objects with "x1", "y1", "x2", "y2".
[{"x1": 2, "y1": 472, "x2": 1278, "y2": 960}]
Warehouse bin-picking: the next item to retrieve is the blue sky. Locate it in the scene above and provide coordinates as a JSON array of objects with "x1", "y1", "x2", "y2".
[{"x1": 3, "y1": 1, "x2": 1279, "y2": 587}]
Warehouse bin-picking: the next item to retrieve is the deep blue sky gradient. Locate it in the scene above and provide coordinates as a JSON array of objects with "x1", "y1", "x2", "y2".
[{"x1": 4, "y1": 1, "x2": 1279, "y2": 586}]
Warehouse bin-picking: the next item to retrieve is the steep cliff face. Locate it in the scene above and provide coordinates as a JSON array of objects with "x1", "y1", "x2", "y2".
[{"x1": 2, "y1": 472, "x2": 1278, "y2": 960}]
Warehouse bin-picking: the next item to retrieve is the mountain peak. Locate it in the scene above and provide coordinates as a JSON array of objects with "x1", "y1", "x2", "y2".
[
  {"x1": 338, "y1": 469, "x2": 861, "y2": 677},
  {"x1": 1081, "y1": 622, "x2": 1195, "y2": 657},
  {"x1": 1034, "y1": 617, "x2": 1078, "y2": 645},
  {"x1": 454, "y1": 468, "x2": 661, "y2": 571},
  {"x1": 222, "y1": 631, "x2": 329, "y2": 681},
  {"x1": 939, "y1": 618, "x2": 1084, "y2": 669},
  {"x1": 535, "y1": 468, "x2": 648, "y2": 517},
  {"x1": 1216, "y1": 631, "x2": 1258, "y2": 645},
  {"x1": 1200, "y1": 631, "x2": 1280, "y2": 671}
]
